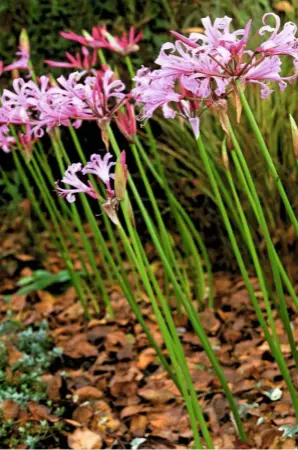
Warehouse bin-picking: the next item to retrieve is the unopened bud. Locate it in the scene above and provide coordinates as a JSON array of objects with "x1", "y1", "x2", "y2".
[
  {"x1": 221, "y1": 139, "x2": 229, "y2": 170},
  {"x1": 20, "y1": 29, "x2": 30, "y2": 53},
  {"x1": 114, "y1": 150, "x2": 128, "y2": 201},
  {"x1": 289, "y1": 115, "x2": 298, "y2": 158}
]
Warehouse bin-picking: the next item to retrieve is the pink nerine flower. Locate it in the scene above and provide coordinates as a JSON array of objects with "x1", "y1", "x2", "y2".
[
  {"x1": 45, "y1": 47, "x2": 97, "y2": 72},
  {"x1": 61, "y1": 25, "x2": 109, "y2": 49},
  {"x1": 257, "y1": 13, "x2": 298, "y2": 68},
  {"x1": 0, "y1": 68, "x2": 126, "y2": 140},
  {"x1": 56, "y1": 152, "x2": 127, "y2": 226},
  {"x1": 1, "y1": 30, "x2": 31, "y2": 76},
  {"x1": 82, "y1": 152, "x2": 115, "y2": 197},
  {"x1": 242, "y1": 55, "x2": 297, "y2": 98},
  {"x1": 55, "y1": 162, "x2": 99, "y2": 203},
  {"x1": 104, "y1": 27, "x2": 143, "y2": 55},
  {"x1": 132, "y1": 14, "x2": 298, "y2": 138},
  {"x1": 4, "y1": 47, "x2": 30, "y2": 73},
  {"x1": 61, "y1": 25, "x2": 142, "y2": 55}
]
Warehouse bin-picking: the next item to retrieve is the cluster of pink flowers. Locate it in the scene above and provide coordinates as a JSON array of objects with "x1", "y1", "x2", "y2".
[
  {"x1": 56, "y1": 151, "x2": 127, "y2": 225},
  {"x1": 60, "y1": 25, "x2": 143, "y2": 56},
  {"x1": 132, "y1": 13, "x2": 298, "y2": 137},
  {"x1": 0, "y1": 68, "x2": 131, "y2": 152}
]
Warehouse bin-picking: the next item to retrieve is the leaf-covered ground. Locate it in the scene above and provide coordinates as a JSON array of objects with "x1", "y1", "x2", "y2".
[{"x1": 0, "y1": 210, "x2": 298, "y2": 449}]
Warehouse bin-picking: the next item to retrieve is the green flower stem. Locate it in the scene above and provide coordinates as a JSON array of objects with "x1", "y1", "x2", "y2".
[
  {"x1": 236, "y1": 81, "x2": 298, "y2": 233},
  {"x1": 49, "y1": 135, "x2": 113, "y2": 314},
  {"x1": 225, "y1": 159, "x2": 298, "y2": 372},
  {"x1": 30, "y1": 147, "x2": 101, "y2": 314},
  {"x1": 125, "y1": 54, "x2": 205, "y2": 303},
  {"x1": 227, "y1": 129, "x2": 298, "y2": 371},
  {"x1": 11, "y1": 152, "x2": 56, "y2": 242},
  {"x1": 197, "y1": 136, "x2": 298, "y2": 419},
  {"x1": 138, "y1": 135, "x2": 206, "y2": 304},
  {"x1": 24, "y1": 153, "x2": 90, "y2": 318},
  {"x1": 118, "y1": 201, "x2": 213, "y2": 447},
  {"x1": 108, "y1": 127, "x2": 247, "y2": 442},
  {"x1": 124, "y1": 56, "x2": 135, "y2": 79},
  {"x1": 9, "y1": 129, "x2": 89, "y2": 315},
  {"x1": 118, "y1": 221, "x2": 208, "y2": 449},
  {"x1": 135, "y1": 136, "x2": 214, "y2": 306},
  {"x1": 67, "y1": 125, "x2": 139, "y2": 292},
  {"x1": 227, "y1": 138, "x2": 298, "y2": 308},
  {"x1": 129, "y1": 142, "x2": 193, "y2": 302}
]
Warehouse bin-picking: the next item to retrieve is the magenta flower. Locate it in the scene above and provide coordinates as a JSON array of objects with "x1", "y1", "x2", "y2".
[
  {"x1": 45, "y1": 47, "x2": 97, "y2": 72},
  {"x1": 257, "y1": 13, "x2": 298, "y2": 68},
  {"x1": 60, "y1": 30, "x2": 97, "y2": 47},
  {"x1": 104, "y1": 27, "x2": 143, "y2": 55},
  {"x1": 55, "y1": 162, "x2": 99, "y2": 203},
  {"x1": 116, "y1": 103, "x2": 137, "y2": 141},
  {"x1": 60, "y1": 25, "x2": 110, "y2": 50},
  {"x1": 82, "y1": 152, "x2": 115, "y2": 197},
  {"x1": 4, "y1": 47, "x2": 30, "y2": 73},
  {"x1": 61, "y1": 25, "x2": 142, "y2": 55},
  {"x1": 0, "y1": 125, "x2": 15, "y2": 153}
]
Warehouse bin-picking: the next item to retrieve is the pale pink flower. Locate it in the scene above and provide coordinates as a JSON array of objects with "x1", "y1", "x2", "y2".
[
  {"x1": 132, "y1": 67, "x2": 181, "y2": 120},
  {"x1": 257, "y1": 13, "x2": 298, "y2": 67},
  {"x1": 171, "y1": 16, "x2": 252, "y2": 62},
  {"x1": 55, "y1": 162, "x2": 99, "y2": 203},
  {"x1": 242, "y1": 55, "x2": 298, "y2": 98},
  {"x1": 4, "y1": 47, "x2": 30, "y2": 73},
  {"x1": 82, "y1": 152, "x2": 115, "y2": 196}
]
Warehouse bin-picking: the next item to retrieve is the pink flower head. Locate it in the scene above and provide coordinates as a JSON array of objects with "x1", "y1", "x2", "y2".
[
  {"x1": 55, "y1": 162, "x2": 99, "y2": 203},
  {"x1": 116, "y1": 103, "x2": 137, "y2": 141},
  {"x1": 171, "y1": 16, "x2": 252, "y2": 63},
  {"x1": 4, "y1": 47, "x2": 30, "y2": 73},
  {"x1": 60, "y1": 30, "x2": 90, "y2": 46},
  {"x1": 0, "y1": 125, "x2": 15, "y2": 153},
  {"x1": 61, "y1": 26, "x2": 109, "y2": 49},
  {"x1": 243, "y1": 55, "x2": 298, "y2": 98},
  {"x1": 82, "y1": 152, "x2": 115, "y2": 197},
  {"x1": 257, "y1": 13, "x2": 298, "y2": 68},
  {"x1": 60, "y1": 25, "x2": 142, "y2": 55},
  {"x1": 104, "y1": 27, "x2": 143, "y2": 55},
  {"x1": 132, "y1": 15, "x2": 298, "y2": 138},
  {"x1": 132, "y1": 67, "x2": 181, "y2": 120},
  {"x1": 45, "y1": 47, "x2": 97, "y2": 72}
]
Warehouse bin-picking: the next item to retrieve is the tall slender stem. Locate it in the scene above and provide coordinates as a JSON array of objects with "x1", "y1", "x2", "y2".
[{"x1": 236, "y1": 81, "x2": 298, "y2": 233}]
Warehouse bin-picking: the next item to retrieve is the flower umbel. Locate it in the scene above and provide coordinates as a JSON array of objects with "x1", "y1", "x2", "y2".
[
  {"x1": 56, "y1": 152, "x2": 128, "y2": 226},
  {"x1": 132, "y1": 13, "x2": 298, "y2": 138}
]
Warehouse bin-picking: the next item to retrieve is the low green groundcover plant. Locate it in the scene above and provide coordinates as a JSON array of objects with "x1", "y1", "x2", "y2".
[{"x1": 0, "y1": 317, "x2": 64, "y2": 448}]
